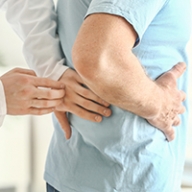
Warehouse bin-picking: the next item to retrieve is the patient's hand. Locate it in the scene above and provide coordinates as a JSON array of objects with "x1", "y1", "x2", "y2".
[
  {"x1": 55, "y1": 68, "x2": 112, "y2": 139},
  {"x1": 147, "y1": 62, "x2": 186, "y2": 141}
]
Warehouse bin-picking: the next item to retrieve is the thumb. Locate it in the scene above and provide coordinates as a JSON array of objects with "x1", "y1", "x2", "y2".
[
  {"x1": 164, "y1": 127, "x2": 175, "y2": 142},
  {"x1": 54, "y1": 111, "x2": 71, "y2": 139},
  {"x1": 169, "y1": 62, "x2": 186, "y2": 79}
]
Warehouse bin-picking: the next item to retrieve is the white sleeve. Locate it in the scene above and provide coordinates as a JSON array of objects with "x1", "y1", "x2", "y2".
[
  {"x1": 0, "y1": 80, "x2": 7, "y2": 127},
  {"x1": 4, "y1": 0, "x2": 68, "y2": 80},
  {"x1": 0, "y1": 0, "x2": 6, "y2": 10}
]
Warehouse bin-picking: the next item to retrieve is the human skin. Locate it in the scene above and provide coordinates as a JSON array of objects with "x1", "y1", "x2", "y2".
[
  {"x1": 0, "y1": 67, "x2": 111, "y2": 138},
  {"x1": 2, "y1": 0, "x2": 112, "y2": 138},
  {"x1": 55, "y1": 68, "x2": 112, "y2": 139},
  {"x1": 0, "y1": 68, "x2": 65, "y2": 115},
  {"x1": 72, "y1": 14, "x2": 186, "y2": 141}
]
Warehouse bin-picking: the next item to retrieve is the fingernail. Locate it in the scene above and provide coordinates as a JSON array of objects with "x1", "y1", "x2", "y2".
[
  {"x1": 103, "y1": 109, "x2": 111, "y2": 116},
  {"x1": 95, "y1": 115, "x2": 102, "y2": 122},
  {"x1": 178, "y1": 62, "x2": 186, "y2": 70}
]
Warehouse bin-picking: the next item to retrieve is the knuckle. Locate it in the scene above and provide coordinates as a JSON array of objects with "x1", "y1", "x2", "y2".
[
  {"x1": 166, "y1": 72, "x2": 175, "y2": 82},
  {"x1": 21, "y1": 76, "x2": 31, "y2": 84},
  {"x1": 174, "y1": 63, "x2": 185, "y2": 74},
  {"x1": 173, "y1": 64, "x2": 181, "y2": 72},
  {"x1": 21, "y1": 87, "x2": 32, "y2": 97},
  {"x1": 46, "y1": 90, "x2": 53, "y2": 99},
  {"x1": 179, "y1": 106, "x2": 185, "y2": 114},
  {"x1": 75, "y1": 107, "x2": 84, "y2": 116},
  {"x1": 42, "y1": 100, "x2": 49, "y2": 107},
  {"x1": 177, "y1": 92, "x2": 183, "y2": 101},
  {"x1": 13, "y1": 67, "x2": 21, "y2": 73},
  {"x1": 28, "y1": 100, "x2": 33, "y2": 108},
  {"x1": 81, "y1": 89, "x2": 90, "y2": 97},
  {"x1": 163, "y1": 121, "x2": 171, "y2": 131},
  {"x1": 174, "y1": 120, "x2": 180, "y2": 126},
  {"x1": 36, "y1": 109, "x2": 44, "y2": 115},
  {"x1": 19, "y1": 103, "x2": 29, "y2": 114},
  {"x1": 170, "y1": 109, "x2": 178, "y2": 118},
  {"x1": 82, "y1": 100, "x2": 90, "y2": 108}
]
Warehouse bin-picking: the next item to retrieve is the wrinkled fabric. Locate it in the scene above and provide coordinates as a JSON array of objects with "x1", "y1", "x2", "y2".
[
  {"x1": 44, "y1": 0, "x2": 191, "y2": 191},
  {"x1": 43, "y1": 0, "x2": 192, "y2": 191}
]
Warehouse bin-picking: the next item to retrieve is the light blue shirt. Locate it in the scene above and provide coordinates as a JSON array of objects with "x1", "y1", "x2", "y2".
[{"x1": 44, "y1": 0, "x2": 191, "y2": 191}]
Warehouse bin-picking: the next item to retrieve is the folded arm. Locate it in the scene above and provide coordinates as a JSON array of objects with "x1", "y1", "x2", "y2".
[{"x1": 72, "y1": 13, "x2": 186, "y2": 141}]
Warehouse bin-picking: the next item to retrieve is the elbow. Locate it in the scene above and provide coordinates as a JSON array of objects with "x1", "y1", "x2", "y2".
[
  {"x1": 72, "y1": 48, "x2": 86, "y2": 77},
  {"x1": 72, "y1": 45, "x2": 98, "y2": 81}
]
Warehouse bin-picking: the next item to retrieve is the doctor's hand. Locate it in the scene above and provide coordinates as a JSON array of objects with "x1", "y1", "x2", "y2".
[
  {"x1": 0, "y1": 68, "x2": 65, "y2": 115},
  {"x1": 147, "y1": 62, "x2": 186, "y2": 141},
  {"x1": 55, "y1": 68, "x2": 112, "y2": 139}
]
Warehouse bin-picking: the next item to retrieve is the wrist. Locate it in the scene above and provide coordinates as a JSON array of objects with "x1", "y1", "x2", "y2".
[{"x1": 136, "y1": 81, "x2": 164, "y2": 120}]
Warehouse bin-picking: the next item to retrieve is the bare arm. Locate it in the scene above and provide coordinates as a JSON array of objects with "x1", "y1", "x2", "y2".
[{"x1": 72, "y1": 14, "x2": 186, "y2": 141}]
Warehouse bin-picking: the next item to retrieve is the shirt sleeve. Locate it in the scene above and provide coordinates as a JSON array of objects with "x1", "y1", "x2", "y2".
[
  {"x1": 4, "y1": 0, "x2": 68, "y2": 80},
  {"x1": 85, "y1": 0, "x2": 169, "y2": 44},
  {"x1": 0, "y1": 80, "x2": 7, "y2": 127},
  {"x1": 0, "y1": 0, "x2": 6, "y2": 10}
]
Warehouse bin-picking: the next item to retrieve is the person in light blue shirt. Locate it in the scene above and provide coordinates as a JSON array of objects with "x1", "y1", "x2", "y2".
[
  {"x1": 44, "y1": 0, "x2": 191, "y2": 191},
  {"x1": 3, "y1": 0, "x2": 189, "y2": 190}
]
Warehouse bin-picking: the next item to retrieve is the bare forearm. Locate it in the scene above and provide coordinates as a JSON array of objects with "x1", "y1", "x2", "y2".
[
  {"x1": 73, "y1": 13, "x2": 186, "y2": 141},
  {"x1": 73, "y1": 48, "x2": 161, "y2": 119},
  {"x1": 72, "y1": 14, "x2": 161, "y2": 119}
]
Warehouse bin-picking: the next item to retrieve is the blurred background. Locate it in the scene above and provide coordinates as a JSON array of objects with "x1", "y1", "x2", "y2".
[{"x1": 0, "y1": 1, "x2": 191, "y2": 192}]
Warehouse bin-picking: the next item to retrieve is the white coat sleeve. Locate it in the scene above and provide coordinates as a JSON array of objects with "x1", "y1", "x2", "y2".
[
  {"x1": 0, "y1": 80, "x2": 7, "y2": 127},
  {"x1": 3, "y1": 0, "x2": 68, "y2": 80},
  {"x1": 0, "y1": 0, "x2": 6, "y2": 9}
]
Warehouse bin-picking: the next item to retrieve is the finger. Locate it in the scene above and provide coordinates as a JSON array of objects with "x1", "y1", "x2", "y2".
[
  {"x1": 77, "y1": 96, "x2": 111, "y2": 117},
  {"x1": 164, "y1": 126, "x2": 175, "y2": 142},
  {"x1": 172, "y1": 116, "x2": 181, "y2": 126},
  {"x1": 180, "y1": 90, "x2": 186, "y2": 101},
  {"x1": 54, "y1": 111, "x2": 71, "y2": 139},
  {"x1": 169, "y1": 62, "x2": 186, "y2": 79},
  {"x1": 76, "y1": 85, "x2": 110, "y2": 107},
  {"x1": 30, "y1": 98, "x2": 63, "y2": 108},
  {"x1": 28, "y1": 107, "x2": 55, "y2": 115},
  {"x1": 36, "y1": 88, "x2": 65, "y2": 99},
  {"x1": 178, "y1": 104, "x2": 186, "y2": 114},
  {"x1": 34, "y1": 77, "x2": 65, "y2": 89},
  {"x1": 14, "y1": 68, "x2": 37, "y2": 76},
  {"x1": 2, "y1": 68, "x2": 36, "y2": 77},
  {"x1": 57, "y1": 103, "x2": 103, "y2": 123}
]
